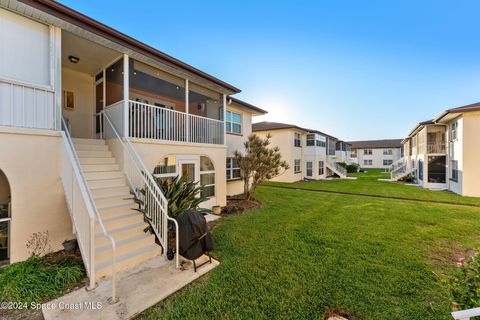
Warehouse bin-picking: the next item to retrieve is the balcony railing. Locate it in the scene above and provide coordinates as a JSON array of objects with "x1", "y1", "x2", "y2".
[
  {"x1": 127, "y1": 100, "x2": 224, "y2": 144},
  {"x1": 0, "y1": 78, "x2": 56, "y2": 130},
  {"x1": 427, "y1": 142, "x2": 446, "y2": 154}
]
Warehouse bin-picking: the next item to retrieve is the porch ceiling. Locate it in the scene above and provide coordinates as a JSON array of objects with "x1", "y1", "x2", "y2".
[{"x1": 62, "y1": 31, "x2": 119, "y2": 76}]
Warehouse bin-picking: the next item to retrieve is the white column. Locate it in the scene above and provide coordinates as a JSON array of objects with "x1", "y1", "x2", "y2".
[
  {"x1": 123, "y1": 54, "x2": 129, "y2": 137},
  {"x1": 185, "y1": 79, "x2": 189, "y2": 142},
  {"x1": 52, "y1": 26, "x2": 62, "y2": 130},
  {"x1": 223, "y1": 94, "x2": 227, "y2": 145}
]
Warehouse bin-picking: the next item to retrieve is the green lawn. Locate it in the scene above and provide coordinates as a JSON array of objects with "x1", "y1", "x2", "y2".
[
  {"x1": 139, "y1": 172, "x2": 480, "y2": 319},
  {"x1": 264, "y1": 169, "x2": 480, "y2": 206}
]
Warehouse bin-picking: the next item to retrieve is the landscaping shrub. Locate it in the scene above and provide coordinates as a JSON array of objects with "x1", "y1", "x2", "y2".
[
  {"x1": 399, "y1": 174, "x2": 415, "y2": 183},
  {"x1": 448, "y1": 253, "x2": 480, "y2": 310},
  {"x1": 337, "y1": 162, "x2": 347, "y2": 169},
  {"x1": 346, "y1": 164, "x2": 359, "y2": 173},
  {"x1": 0, "y1": 254, "x2": 84, "y2": 305}
]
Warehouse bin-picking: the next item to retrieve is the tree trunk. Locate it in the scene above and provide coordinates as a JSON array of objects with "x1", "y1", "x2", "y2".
[{"x1": 243, "y1": 178, "x2": 250, "y2": 200}]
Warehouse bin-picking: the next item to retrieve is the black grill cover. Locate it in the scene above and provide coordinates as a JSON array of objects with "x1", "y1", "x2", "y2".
[{"x1": 177, "y1": 209, "x2": 214, "y2": 260}]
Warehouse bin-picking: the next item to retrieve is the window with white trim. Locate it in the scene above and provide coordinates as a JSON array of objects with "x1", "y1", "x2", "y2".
[
  {"x1": 226, "y1": 110, "x2": 242, "y2": 134},
  {"x1": 200, "y1": 156, "x2": 215, "y2": 198},
  {"x1": 294, "y1": 159, "x2": 301, "y2": 173},
  {"x1": 450, "y1": 121, "x2": 458, "y2": 141},
  {"x1": 383, "y1": 149, "x2": 393, "y2": 155},
  {"x1": 318, "y1": 160, "x2": 324, "y2": 175},
  {"x1": 153, "y1": 156, "x2": 177, "y2": 183},
  {"x1": 226, "y1": 157, "x2": 241, "y2": 180},
  {"x1": 383, "y1": 159, "x2": 393, "y2": 166},
  {"x1": 306, "y1": 161, "x2": 313, "y2": 177},
  {"x1": 364, "y1": 159, "x2": 373, "y2": 166},
  {"x1": 364, "y1": 149, "x2": 372, "y2": 155},
  {"x1": 451, "y1": 160, "x2": 459, "y2": 182},
  {"x1": 294, "y1": 133, "x2": 301, "y2": 147}
]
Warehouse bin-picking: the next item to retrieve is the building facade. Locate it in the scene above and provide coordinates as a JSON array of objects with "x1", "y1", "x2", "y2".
[
  {"x1": 349, "y1": 139, "x2": 403, "y2": 168},
  {"x1": 0, "y1": 0, "x2": 268, "y2": 295},
  {"x1": 252, "y1": 122, "x2": 347, "y2": 182},
  {"x1": 395, "y1": 103, "x2": 480, "y2": 197}
]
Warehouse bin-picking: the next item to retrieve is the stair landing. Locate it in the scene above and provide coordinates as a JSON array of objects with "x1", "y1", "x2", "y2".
[{"x1": 42, "y1": 255, "x2": 218, "y2": 320}]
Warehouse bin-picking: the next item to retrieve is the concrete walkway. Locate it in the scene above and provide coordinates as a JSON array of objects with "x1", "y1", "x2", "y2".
[{"x1": 43, "y1": 254, "x2": 218, "y2": 320}]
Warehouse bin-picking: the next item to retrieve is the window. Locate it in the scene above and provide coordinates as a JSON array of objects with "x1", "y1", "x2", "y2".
[
  {"x1": 316, "y1": 135, "x2": 326, "y2": 147},
  {"x1": 351, "y1": 150, "x2": 357, "y2": 158},
  {"x1": 418, "y1": 160, "x2": 423, "y2": 181},
  {"x1": 450, "y1": 121, "x2": 458, "y2": 141},
  {"x1": 200, "y1": 156, "x2": 215, "y2": 197},
  {"x1": 226, "y1": 111, "x2": 242, "y2": 134},
  {"x1": 294, "y1": 159, "x2": 301, "y2": 173},
  {"x1": 306, "y1": 162, "x2": 313, "y2": 177},
  {"x1": 451, "y1": 160, "x2": 459, "y2": 182},
  {"x1": 364, "y1": 149, "x2": 372, "y2": 155},
  {"x1": 427, "y1": 155, "x2": 446, "y2": 183},
  {"x1": 153, "y1": 156, "x2": 177, "y2": 176},
  {"x1": 306, "y1": 134, "x2": 315, "y2": 146},
  {"x1": 363, "y1": 159, "x2": 373, "y2": 166},
  {"x1": 226, "y1": 158, "x2": 241, "y2": 180},
  {"x1": 318, "y1": 161, "x2": 324, "y2": 175},
  {"x1": 383, "y1": 149, "x2": 393, "y2": 155},
  {"x1": 294, "y1": 133, "x2": 301, "y2": 147},
  {"x1": 383, "y1": 159, "x2": 393, "y2": 166}
]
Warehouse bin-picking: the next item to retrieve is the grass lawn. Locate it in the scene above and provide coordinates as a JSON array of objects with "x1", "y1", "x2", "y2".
[
  {"x1": 264, "y1": 169, "x2": 480, "y2": 206},
  {"x1": 139, "y1": 172, "x2": 480, "y2": 319}
]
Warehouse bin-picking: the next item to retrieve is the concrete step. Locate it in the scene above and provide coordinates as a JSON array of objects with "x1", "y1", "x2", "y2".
[
  {"x1": 95, "y1": 196, "x2": 134, "y2": 210},
  {"x1": 95, "y1": 233, "x2": 155, "y2": 264},
  {"x1": 72, "y1": 138, "x2": 106, "y2": 145},
  {"x1": 98, "y1": 203, "x2": 136, "y2": 219},
  {"x1": 95, "y1": 222, "x2": 149, "y2": 247},
  {"x1": 95, "y1": 244, "x2": 162, "y2": 280},
  {"x1": 97, "y1": 212, "x2": 144, "y2": 233},
  {"x1": 88, "y1": 177, "x2": 126, "y2": 189},
  {"x1": 91, "y1": 186, "x2": 131, "y2": 199},
  {"x1": 79, "y1": 157, "x2": 116, "y2": 165},
  {"x1": 82, "y1": 164, "x2": 120, "y2": 172},
  {"x1": 74, "y1": 144, "x2": 109, "y2": 151},
  {"x1": 77, "y1": 150, "x2": 112, "y2": 158},
  {"x1": 84, "y1": 171, "x2": 124, "y2": 180}
]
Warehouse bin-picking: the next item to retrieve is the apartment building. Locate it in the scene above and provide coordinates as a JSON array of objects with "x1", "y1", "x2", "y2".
[
  {"x1": 0, "y1": 0, "x2": 269, "y2": 297},
  {"x1": 393, "y1": 102, "x2": 480, "y2": 197},
  {"x1": 349, "y1": 139, "x2": 403, "y2": 168},
  {"x1": 252, "y1": 122, "x2": 347, "y2": 182},
  {"x1": 225, "y1": 98, "x2": 267, "y2": 196}
]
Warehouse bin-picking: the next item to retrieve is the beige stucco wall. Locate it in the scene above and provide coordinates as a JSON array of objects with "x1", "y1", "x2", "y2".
[
  {"x1": 462, "y1": 112, "x2": 480, "y2": 197},
  {"x1": 62, "y1": 68, "x2": 95, "y2": 139},
  {"x1": 255, "y1": 129, "x2": 304, "y2": 183},
  {"x1": 130, "y1": 139, "x2": 227, "y2": 207},
  {"x1": 0, "y1": 128, "x2": 73, "y2": 262}
]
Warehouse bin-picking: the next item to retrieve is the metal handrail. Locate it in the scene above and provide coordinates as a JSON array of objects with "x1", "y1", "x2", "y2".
[
  {"x1": 61, "y1": 117, "x2": 118, "y2": 303},
  {"x1": 101, "y1": 111, "x2": 180, "y2": 269}
]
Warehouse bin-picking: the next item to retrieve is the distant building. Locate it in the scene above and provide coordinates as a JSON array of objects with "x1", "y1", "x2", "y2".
[{"x1": 348, "y1": 139, "x2": 403, "y2": 168}]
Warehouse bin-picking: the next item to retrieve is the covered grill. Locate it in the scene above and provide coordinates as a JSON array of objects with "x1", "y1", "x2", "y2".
[{"x1": 177, "y1": 209, "x2": 214, "y2": 271}]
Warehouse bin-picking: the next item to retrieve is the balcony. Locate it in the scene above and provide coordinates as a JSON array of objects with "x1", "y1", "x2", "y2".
[
  {"x1": 426, "y1": 142, "x2": 446, "y2": 154},
  {"x1": 104, "y1": 100, "x2": 224, "y2": 145}
]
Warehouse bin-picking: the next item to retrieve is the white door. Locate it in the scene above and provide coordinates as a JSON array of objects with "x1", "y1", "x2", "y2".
[{"x1": 178, "y1": 159, "x2": 200, "y2": 183}]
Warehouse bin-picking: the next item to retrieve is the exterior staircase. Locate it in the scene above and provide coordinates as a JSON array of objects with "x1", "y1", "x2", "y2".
[
  {"x1": 390, "y1": 158, "x2": 415, "y2": 181},
  {"x1": 326, "y1": 158, "x2": 347, "y2": 178},
  {"x1": 72, "y1": 138, "x2": 161, "y2": 280}
]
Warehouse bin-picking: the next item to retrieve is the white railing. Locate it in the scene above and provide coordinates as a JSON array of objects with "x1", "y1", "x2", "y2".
[
  {"x1": 390, "y1": 158, "x2": 406, "y2": 173},
  {"x1": 0, "y1": 78, "x2": 56, "y2": 130},
  {"x1": 128, "y1": 100, "x2": 224, "y2": 145},
  {"x1": 326, "y1": 158, "x2": 347, "y2": 177},
  {"x1": 390, "y1": 159, "x2": 415, "y2": 181},
  {"x1": 60, "y1": 118, "x2": 118, "y2": 303},
  {"x1": 102, "y1": 107, "x2": 179, "y2": 269},
  {"x1": 427, "y1": 142, "x2": 446, "y2": 154},
  {"x1": 451, "y1": 307, "x2": 480, "y2": 320}
]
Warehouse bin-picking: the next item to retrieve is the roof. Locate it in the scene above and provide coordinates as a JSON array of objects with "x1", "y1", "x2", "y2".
[
  {"x1": 348, "y1": 139, "x2": 403, "y2": 149},
  {"x1": 228, "y1": 97, "x2": 268, "y2": 115},
  {"x1": 19, "y1": 0, "x2": 240, "y2": 93},
  {"x1": 252, "y1": 121, "x2": 308, "y2": 133},
  {"x1": 434, "y1": 101, "x2": 480, "y2": 122},
  {"x1": 407, "y1": 119, "x2": 434, "y2": 137},
  {"x1": 252, "y1": 122, "x2": 339, "y2": 140}
]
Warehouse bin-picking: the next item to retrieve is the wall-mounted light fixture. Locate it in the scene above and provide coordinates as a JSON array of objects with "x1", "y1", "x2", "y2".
[{"x1": 68, "y1": 55, "x2": 80, "y2": 64}]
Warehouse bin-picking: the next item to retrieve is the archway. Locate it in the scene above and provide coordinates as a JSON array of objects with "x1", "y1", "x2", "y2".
[{"x1": 0, "y1": 170, "x2": 11, "y2": 264}]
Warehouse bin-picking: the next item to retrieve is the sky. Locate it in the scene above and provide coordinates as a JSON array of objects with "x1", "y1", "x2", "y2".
[{"x1": 61, "y1": 0, "x2": 480, "y2": 141}]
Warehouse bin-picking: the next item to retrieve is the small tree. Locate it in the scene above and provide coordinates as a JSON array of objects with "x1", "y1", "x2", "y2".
[{"x1": 234, "y1": 134, "x2": 289, "y2": 200}]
